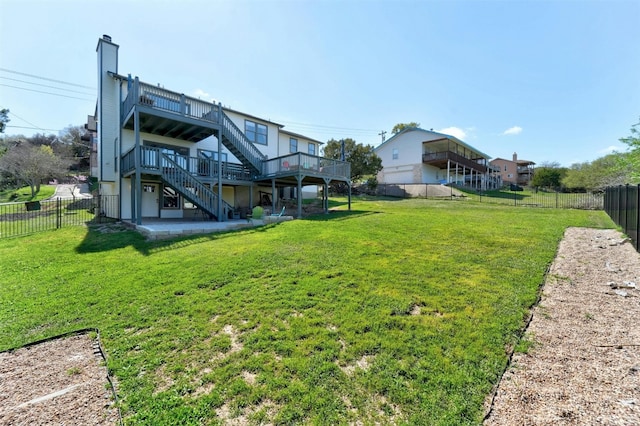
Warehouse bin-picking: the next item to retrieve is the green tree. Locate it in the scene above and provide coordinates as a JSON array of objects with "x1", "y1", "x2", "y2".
[
  {"x1": 619, "y1": 117, "x2": 640, "y2": 181},
  {"x1": 58, "y1": 125, "x2": 91, "y2": 172},
  {"x1": 563, "y1": 153, "x2": 634, "y2": 191},
  {"x1": 531, "y1": 166, "x2": 566, "y2": 190},
  {"x1": 322, "y1": 138, "x2": 382, "y2": 182},
  {"x1": 0, "y1": 109, "x2": 9, "y2": 133},
  {"x1": 0, "y1": 141, "x2": 69, "y2": 197},
  {"x1": 391, "y1": 122, "x2": 420, "y2": 134}
]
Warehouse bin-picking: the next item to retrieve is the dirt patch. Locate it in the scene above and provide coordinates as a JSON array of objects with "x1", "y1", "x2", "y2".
[
  {"x1": 0, "y1": 333, "x2": 119, "y2": 425},
  {"x1": 485, "y1": 227, "x2": 640, "y2": 425}
]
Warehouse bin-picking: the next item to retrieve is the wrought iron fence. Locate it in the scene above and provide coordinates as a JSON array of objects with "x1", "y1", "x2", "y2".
[
  {"x1": 604, "y1": 185, "x2": 639, "y2": 251},
  {"x1": 0, "y1": 195, "x2": 118, "y2": 239},
  {"x1": 372, "y1": 184, "x2": 604, "y2": 210}
]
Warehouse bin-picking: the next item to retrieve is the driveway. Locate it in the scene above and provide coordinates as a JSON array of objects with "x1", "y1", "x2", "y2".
[{"x1": 51, "y1": 184, "x2": 93, "y2": 200}]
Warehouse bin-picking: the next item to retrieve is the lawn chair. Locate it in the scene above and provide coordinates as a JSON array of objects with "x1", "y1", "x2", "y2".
[{"x1": 270, "y1": 206, "x2": 285, "y2": 217}]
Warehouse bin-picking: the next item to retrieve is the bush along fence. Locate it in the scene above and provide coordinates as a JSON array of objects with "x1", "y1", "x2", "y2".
[
  {"x1": 372, "y1": 183, "x2": 604, "y2": 210},
  {"x1": 0, "y1": 195, "x2": 118, "y2": 239},
  {"x1": 604, "y1": 185, "x2": 639, "y2": 251}
]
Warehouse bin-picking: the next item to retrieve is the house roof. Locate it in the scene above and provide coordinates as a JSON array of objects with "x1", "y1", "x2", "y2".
[
  {"x1": 375, "y1": 127, "x2": 491, "y2": 159},
  {"x1": 491, "y1": 157, "x2": 536, "y2": 166},
  {"x1": 279, "y1": 129, "x2": 324, "y2": 145}
]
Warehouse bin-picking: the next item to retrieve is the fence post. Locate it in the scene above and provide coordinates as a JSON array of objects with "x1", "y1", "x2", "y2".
[
  {"x1": 97, "y1": 194, "x2": 102, "y2": 224},
  {"x1": 56, "y1": 197, "x2": 62, "y2": 229},
  {"x1": 637, "y1": 184, "x2": 640, "y2": 251},
  {"x1": 514, "y1": 190, "x2": 517, "y2": 206},
  {"x1": 625, "y1": 184, "x2": 630, "y2": 233},
  {"x1": 556, "y1": 191, "x2": 559, "y2": 209}
]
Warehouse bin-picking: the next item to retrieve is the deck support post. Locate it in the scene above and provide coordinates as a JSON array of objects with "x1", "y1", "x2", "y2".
[
  {"x1": 134, "y1": 106, "x2": 142, "y2": 225},
  {"x1": 348, "y1": 181, "x2": 352, "y2": 211},
  {"x1": 271, "y1": 178, "x2": 277, "y2": 214},
  {"x1": 296, "y1": 176, "x2": 303, "y2": 218},
  {"x1": 217, "y1": 131, "x2": 223, "y2": 222},
  {"x1": 323, "y1": 178, "x2": 331, "y2": 214},
  {"x1": 249, "y1": 182, "x2": 254, "y2": 210}
]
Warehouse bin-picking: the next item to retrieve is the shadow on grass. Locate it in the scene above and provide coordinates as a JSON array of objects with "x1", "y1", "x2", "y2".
[
  {"x1": 302, "y1": 209, "x2": 379, "y2": 222},
  {"x1": 75, "y1": 220, "x2": 294, "y2": 256}
]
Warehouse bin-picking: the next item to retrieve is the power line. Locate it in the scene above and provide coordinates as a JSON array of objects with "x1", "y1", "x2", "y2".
[
  {"x1": 7, "y1": 110, "x2": 47, "y2": 132},
  {"x1": 0, "y1": 84, "x2": 94, "y2": 101},
  {"x1": 276, "y1": 119, "x2": 379, "y2": 133},
  {"x1": 0, "y1": 67, "x2": 95, "y2": 90},
  {"x1": 6, "y1": 125, "x2": 62, "y2": 132},
  {"x1": 0, "y1": 76, "x2": 94, "y2": 96}
]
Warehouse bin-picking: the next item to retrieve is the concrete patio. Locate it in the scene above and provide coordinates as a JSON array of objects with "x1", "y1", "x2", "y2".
[{"x1": 133, "y1": 216, "x2": 293, "y2": 240}]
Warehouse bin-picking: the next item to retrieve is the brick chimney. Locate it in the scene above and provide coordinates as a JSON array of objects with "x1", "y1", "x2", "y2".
[{"x1": 513, "y1": 152, "x2": 518, "y2": 162}]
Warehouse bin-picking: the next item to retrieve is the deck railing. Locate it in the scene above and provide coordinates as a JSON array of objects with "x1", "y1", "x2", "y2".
[
  {"x1": 121, "y1": 146, "x2": 252, "y2": 181},
  {"x1": 121, "y1": 78, "x2": 221, "y2": 124},
  {"x1": 261, "y1": 152, "x2": 350, "y2": 180},
  {"x1": 422, "y1": 151, "x2": 488, "y2": 173}
]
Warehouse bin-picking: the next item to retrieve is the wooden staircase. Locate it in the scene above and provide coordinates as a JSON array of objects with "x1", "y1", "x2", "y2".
[
  {"x1": 219, "y1": 110, "x2": 266, "y2": 177},
  {"x1": 161, "y1": 153, "x2": 233, "y2": 221}
]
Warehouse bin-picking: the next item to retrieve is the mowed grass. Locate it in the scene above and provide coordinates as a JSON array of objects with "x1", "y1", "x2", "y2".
[
  {"x1": 0, "y1": 198, "x2": 614, "y2": 425},
  {"x1": 0, "y1": 185, "x2": 56, "y2": 203}
]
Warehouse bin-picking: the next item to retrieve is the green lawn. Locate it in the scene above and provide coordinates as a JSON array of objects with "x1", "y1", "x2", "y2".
[
  {"x1": 0, "y1": 185, "x2": 56, "y2": 203},
  {"x1": 0, "y1": 197, "x2": 614, "y2": 425}
]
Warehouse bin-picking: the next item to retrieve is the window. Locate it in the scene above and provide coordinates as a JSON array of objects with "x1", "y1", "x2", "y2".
[
  {"x1": 308, "y1": 143, "x2": 316, "y2": 155},
  {"x1": 183, "y1": 187, "x2": 197, "y2": 209},
  {"x1": 198, "y1": 149, "x2": 227, "y2": 162},
  {"x1": 143, "y1": 185, "x2": 155, "y2": 193},
  {"x1": 245, "y1": 120, "x2": 268, "y2": 145},
  {"x1": 145, "y1": 142, "x2": 189, "y2": 169},
  {"x1": 162, "y1": 186, "x2": 179, "y2": 209},
  {"x1": 392, "y1": 148, "x2": 399, "y2": 160},
  {"x1": 504, "y1": 165, "x2": 507, "y2": 171},
  {"x1": 290, "y1": 138, "x2": 298, "y2": 153}
]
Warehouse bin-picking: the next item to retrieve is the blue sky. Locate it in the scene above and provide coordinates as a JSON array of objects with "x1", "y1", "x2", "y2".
[{"x1": 1, "y1": 0, "x2": 638, "y2": 167}]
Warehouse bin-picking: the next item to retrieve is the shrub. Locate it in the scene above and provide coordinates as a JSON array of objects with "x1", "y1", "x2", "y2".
[{"x1": 252, "y1": 206, "x2": 264, "y2": 219}]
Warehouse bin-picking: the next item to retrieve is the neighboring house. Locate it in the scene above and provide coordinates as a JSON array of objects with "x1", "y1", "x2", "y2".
[
  {"x1": 489, "y1": 153, "x2": 535, "y2": 187},
  {"x1": 92, "y1": 35, "x2": 350, "y2": 224},
  {"x1": 374, "y1": 128, "x2": 501, "y2": 190}
]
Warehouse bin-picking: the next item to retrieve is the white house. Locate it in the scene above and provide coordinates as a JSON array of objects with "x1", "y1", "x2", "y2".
[
  {"x1": 92, "y1": 35, "x2": 350, "y2": 224},
  {"x1": 374, "y1": 128, "x2": 500, "y2": 190}
]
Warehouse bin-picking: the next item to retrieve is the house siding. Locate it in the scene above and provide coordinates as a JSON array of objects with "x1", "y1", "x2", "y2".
[{"x1": 97, "y1": 38, "x2": 119, "y2": 182}]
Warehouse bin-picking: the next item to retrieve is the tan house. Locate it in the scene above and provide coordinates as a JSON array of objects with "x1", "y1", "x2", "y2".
[{"x1": 489, "y1": 153, "x2": 535, "y2": 187}]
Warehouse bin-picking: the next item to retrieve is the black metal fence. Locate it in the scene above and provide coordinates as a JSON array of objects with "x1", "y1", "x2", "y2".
[
  {"x1": 604, "y1": 185, "x2": 639, "y2": 250},
  {"x1": 373, "y1": 184, "x2": 604, "y2": 210},
  {"x1": 0, "y1": 195, "x2": 118, "y2": 239}
]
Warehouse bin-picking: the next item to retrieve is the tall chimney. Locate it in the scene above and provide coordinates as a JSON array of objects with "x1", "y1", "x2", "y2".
[{"x1": 513, "y1": 152, "x2": 518, "y2": 162}]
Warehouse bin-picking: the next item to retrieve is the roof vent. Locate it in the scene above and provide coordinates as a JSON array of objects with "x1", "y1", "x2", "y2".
[{"x1": 103, "y1": 34, "x2": 112, "y2": 42}]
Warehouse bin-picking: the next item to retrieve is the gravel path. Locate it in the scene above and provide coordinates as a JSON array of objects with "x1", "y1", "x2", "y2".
[
  {"x1": 0, "y1": 333, "x2": 119, "y2": 425},
  {"x1": 485, "y1": 227, "x2": 640, "y2": 425}
]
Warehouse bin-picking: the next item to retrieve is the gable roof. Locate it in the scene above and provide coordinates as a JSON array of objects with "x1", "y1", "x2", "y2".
[
  {"x1": 491, "y1": 157, "x2": 536, "y2": 166},
  {"x1": 375, "y1": 127, "x2": 490, "y2": 159}
]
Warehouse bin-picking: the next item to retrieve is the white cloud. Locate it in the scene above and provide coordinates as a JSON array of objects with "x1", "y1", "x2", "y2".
[
  {"x1": 192, "y1": 89, "x2": 216, "y2": 103},
  {"x1": 503, "y1": 126, "x2": 523, "y2": 136},
  {"x1": 437, "y1": 127, "x2": 467, "y2": 140},
  {"x1": 598, "y1": 145, "x2": 624, "y2": 155}
]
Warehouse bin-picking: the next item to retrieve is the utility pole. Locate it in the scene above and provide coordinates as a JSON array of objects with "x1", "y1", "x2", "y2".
[{"x1": 378, "y1": 130, "x2": 387, "y2": 143}]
